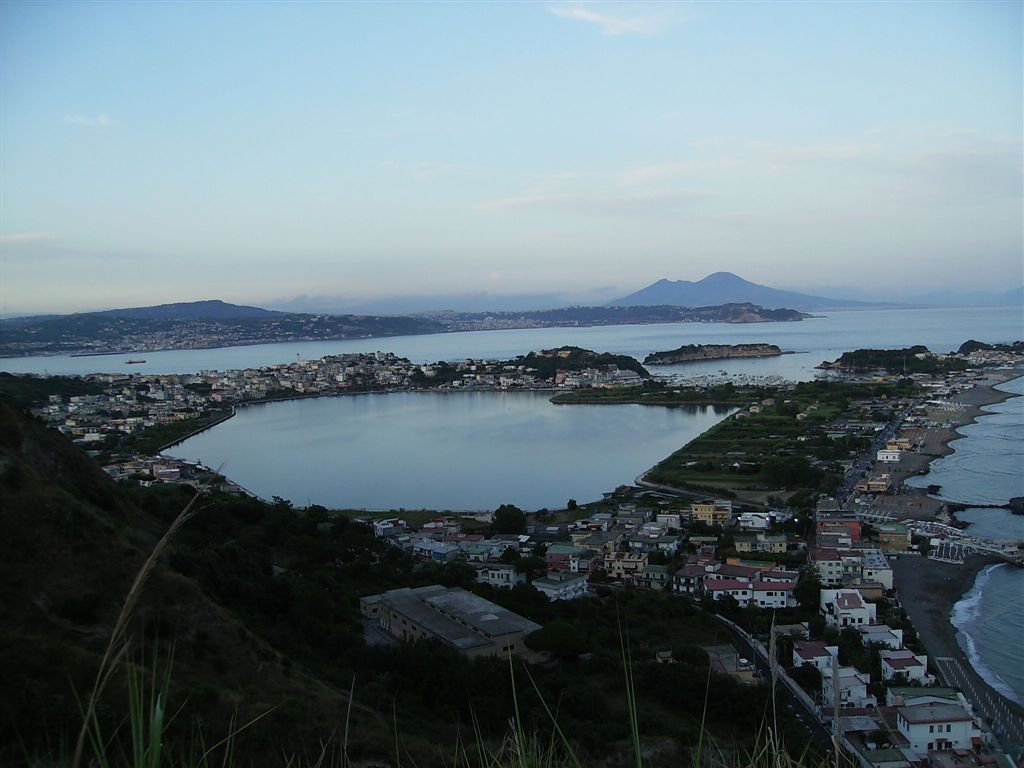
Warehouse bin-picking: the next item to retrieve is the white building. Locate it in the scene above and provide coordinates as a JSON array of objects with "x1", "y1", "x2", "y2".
[
  {"x1": 532, "y1": 572, "x2": 588, "y2": 601},
  {"x1": 373, "y1": 517, "x2": 408, "y2": 537},
  {"x1": 475, "y1": 564, "x2": 526, "y2": 590},
  {"x1": 736, "y1": 512, "x2": 772, "y2": 531},
  {"x1": 880, "y1": 649, "x2": 933, "y2": 684},
  {"x1": 792, "y1": 640, "x2": 838, "y2": 673},
  {"x1": 822, "y1": 666, "x2": 876, "y2": 709},
  {"x1": 752, "y1": 582, "x2": 798, "y2": 608},
  {"x1": 811, "y1": 548, "x2": 844, "y2": 586},
  {"x1": 821, "y1": 589, "x2": 877, "y2": 628},
  {"x1": 857, "y1": 624, "x2": 904, "y2": 650},
  {"x1": 655, "y1": 512, "x2": 683, "y2": 530},
  {"x1": 706, "y1": 578, "x2": 753, "y2": 604},
  {"x1": 895, "y1": 703, "x2": 978, "y2": 757},
  {"x1": 860, "y1": 552, "x2": 894, "y2": 590},
  {"x1": 876, "y1": 449, "x2": 901, "y2": 463}
]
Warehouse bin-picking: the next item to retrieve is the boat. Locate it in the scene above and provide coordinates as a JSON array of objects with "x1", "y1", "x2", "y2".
[{"x1": 125, "y1": 359, "x2": 147, "y2": 364}]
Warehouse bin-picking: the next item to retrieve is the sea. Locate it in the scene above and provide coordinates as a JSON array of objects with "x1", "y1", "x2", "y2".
[
  {"x1": 2, "y1": 304, "x2": 1022, "y2": 701},
  {"x1": 909, "y1": 375, "x2": 1024, "y2": 707},
  {"x1": 1, "y1": 305, "x2": 1019, "y2": 380}
]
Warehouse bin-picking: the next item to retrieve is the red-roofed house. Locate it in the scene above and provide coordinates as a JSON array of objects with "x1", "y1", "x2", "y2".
[
  {"x1": 880, "y1": 649, "x2": 933, "y2": 684},
  {"x1": 792, "y1": 640, "x2": 838, "y2": 673},
  {"x1": 821, "y1": 589, "x2": 877, "y2": 628}
]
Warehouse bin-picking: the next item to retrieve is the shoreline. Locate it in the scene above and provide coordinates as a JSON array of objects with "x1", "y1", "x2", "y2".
[
  {"x1": 872, "y1": 369, "x2": 1024, "y2": 520},
  {"x1": 890, "y1": 371, "x2": 1024, "y2": 752},
  {"x1": 0, "y1": 315, "x2": 812, "y2": 361},
  {"x1": 892, "y1": 556, "x2": 1024, "y2": 749}
]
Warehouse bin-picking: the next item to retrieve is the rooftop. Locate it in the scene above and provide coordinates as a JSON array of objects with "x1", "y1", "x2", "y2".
[
  {"x1": 425, "y1": 587, "x2": 542, "y2": 638},
  {"x1": 372, "y1": 585, "x2": 541, "y2": 651},
  {"x1": 794, "y1": 640, "x2": 837, "y2": 661},
  {"x1": 898, "y1": 703, "x2": 973, "y2": 725}
]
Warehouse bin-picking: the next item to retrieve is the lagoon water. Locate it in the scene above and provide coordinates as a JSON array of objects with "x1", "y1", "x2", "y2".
[
  {"x1": 2, "y1": 306, "x2": 1021, "y2": 379},
  {"x1": 165, "y1": 391, "x2": 734, "y2": 511}
]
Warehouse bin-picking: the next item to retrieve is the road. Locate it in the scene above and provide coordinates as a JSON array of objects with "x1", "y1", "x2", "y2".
[{"x1": 712, "y1": 615, "x2": 834, "y2": 753}]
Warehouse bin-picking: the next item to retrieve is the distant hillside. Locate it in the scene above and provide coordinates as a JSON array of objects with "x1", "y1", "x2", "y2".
[
  {"x1": 0, "y1": 302, "x2": 444, "y2": 357},
  {"x1": 609, "y1": 272, "x2": 888, "y2": 311},
  {"x1": 93, "y1": 299, "x2": 285, "y2": 320}
]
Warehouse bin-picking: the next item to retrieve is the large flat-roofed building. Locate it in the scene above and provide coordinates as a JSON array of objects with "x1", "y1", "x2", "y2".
[{"x1": 360, "y1": 585, "x2": 542, "y2": 659}]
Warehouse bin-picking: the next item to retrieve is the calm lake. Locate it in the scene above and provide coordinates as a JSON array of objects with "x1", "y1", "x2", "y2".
[{"x1": 164, "y1": 391, "x2": 733, "y2": 511}]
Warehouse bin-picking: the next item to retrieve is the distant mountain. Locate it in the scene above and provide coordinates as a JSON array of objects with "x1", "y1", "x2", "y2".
[
  {"x1": 608, "y1": 272, "x2": 890, "y2": 312},
  {"x1": 93, "y1": 299, "x2": 285, "y2": 320}
]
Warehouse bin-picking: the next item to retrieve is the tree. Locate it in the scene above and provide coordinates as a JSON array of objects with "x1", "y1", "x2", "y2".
[
  {"x1": 516, "y1": 555, "x2": 547, "y2": 580},
  {"x1": 567, "y1": 498, "x2": 578, "y2": 511},
  {"x1": 795, "y1": 571, "x2": 822, "y2": 612},
  {"x1": 790, "y1": 663, "x2": 822, "y2": 693},
  {"x1": 524, "y1": 621, "x2": 588, "y2": 660},
  {"x1": 493, "y1": 504, "x2": 526, "y2": 534}
]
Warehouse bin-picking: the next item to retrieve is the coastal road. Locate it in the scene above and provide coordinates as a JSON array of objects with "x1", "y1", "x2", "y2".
[{"x1": 711, "y1": 615, "x2": 834, "y2": 752}]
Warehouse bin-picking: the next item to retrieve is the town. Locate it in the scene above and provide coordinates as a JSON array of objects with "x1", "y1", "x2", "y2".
[{"x1": 7, "y1": 339, "x2": 1024, "y2": 767}]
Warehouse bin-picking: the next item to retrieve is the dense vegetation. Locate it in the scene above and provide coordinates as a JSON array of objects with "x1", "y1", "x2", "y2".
[
  {"x1": 0, "y1": 371, "x2": 107, "y2": 407},
  {"x1": 550, "y1": 380, "x2": 763, "y2": 405},
  {"x1": 645, "y1": 380, "x2": 916, "y2": 504},
  {"x1": 958, "y1": 339, "x2": 1024, "y2": 354},
  {"x1": 821, "y1": 346, "x2": 968, "y2": 374},
  {"x1": 518, "y1": 346, "x2": 650, "y2": 378},
  {"x1": 643, "y1": 343, "x2": 782, "y2": 365}
]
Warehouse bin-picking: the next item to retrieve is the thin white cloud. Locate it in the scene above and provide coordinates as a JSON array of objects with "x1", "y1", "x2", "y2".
[
  {"x1": 618, "y1": 162, "x2": 691, "y2": 185},
  {"x1": 63, "y1": 113, "x2": 113, "y2": 127},
  {"x1": 478, "y1": 189, "x2": 705, "y2": 218},
  {"x1": 546, "y1": 3, "x2": 667, "y2": 36},
  {"x1": 0, "y1": 231, "x2": 57, "y2": 244}
]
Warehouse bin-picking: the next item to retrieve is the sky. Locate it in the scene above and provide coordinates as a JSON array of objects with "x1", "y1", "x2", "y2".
[{"x1": 1, "y1": 1, "x2": 1022, "y2": 315}]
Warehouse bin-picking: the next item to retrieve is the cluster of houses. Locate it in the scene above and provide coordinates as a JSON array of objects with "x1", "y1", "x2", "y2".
[
  {"x1": 810, "y1": 506, "x2": 905, "y2": 591},
  {"x1": 31, "y1": 351, "x2": 650, "y2": 456},
  {"x1": 787, "y1": 502, "x2": 1004, "y2": 768},
  {"x1": 368, "y1": 498, "x2": 810, "y2": 610},
  {"x1": 838, "y1": 686, "x2": 986, "y2": 766}
]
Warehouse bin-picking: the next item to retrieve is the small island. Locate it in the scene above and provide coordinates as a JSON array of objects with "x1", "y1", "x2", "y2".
[{"x1": 643, "y1": 343, "x2": 783, "y2": 365}]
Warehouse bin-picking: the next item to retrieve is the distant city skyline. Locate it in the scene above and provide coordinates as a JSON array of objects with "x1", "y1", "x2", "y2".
[{"x1": 1, "y1": 1, "x2": 1021, "y2": 315}]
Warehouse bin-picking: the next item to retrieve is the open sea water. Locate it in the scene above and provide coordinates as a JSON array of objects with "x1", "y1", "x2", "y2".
[{"x1": 918, "y1": 376, "x2": 1024, "y2": 705}]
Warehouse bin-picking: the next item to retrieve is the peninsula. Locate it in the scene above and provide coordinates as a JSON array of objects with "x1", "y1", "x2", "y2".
[
  {"x1": 0, "y1": 300, "x2": 807, "y2": 358},
  {"x1": 644, "y1": 343, "x2": 783, "y2": 365}
]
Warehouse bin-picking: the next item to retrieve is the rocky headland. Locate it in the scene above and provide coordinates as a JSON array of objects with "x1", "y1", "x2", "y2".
[{"x1": 643, "y1": 343, "x2": 783, "y2": 365}]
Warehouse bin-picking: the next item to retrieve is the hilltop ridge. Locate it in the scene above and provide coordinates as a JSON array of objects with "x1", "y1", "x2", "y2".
[{"x1": 609, "y1": 272, "x2": 891, "y2": 312}]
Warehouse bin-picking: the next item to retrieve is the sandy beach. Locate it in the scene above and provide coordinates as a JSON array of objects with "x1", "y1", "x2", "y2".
[
  {"x1": 891, "y1": 555, "x2": 1024, "y2": 749},
  {"x1": 886, "y1": 370, "x2": 1024, "y2": 753},
  {"x1": 869, "y1": 368, "x2": 1024, "y2": 521}
]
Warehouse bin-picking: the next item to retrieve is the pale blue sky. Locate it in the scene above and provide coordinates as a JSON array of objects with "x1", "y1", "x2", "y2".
[{"x1": 1, "y1": 1, "x2": 1021, "y2": 314}]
